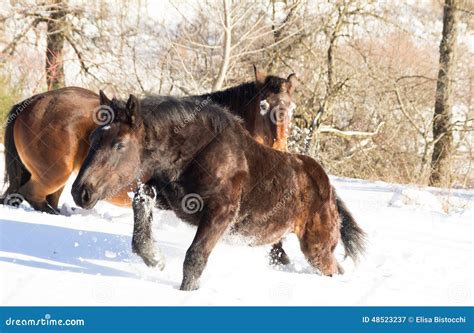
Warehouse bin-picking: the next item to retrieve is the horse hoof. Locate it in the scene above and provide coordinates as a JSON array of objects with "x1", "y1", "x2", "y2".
[
  {"x1": 132, "y1": 243, "x2": 165, "y2": 270},
  {"x1": 269, "y1": 247, "x2": 291, "y2": 266},
  {"x1": 337, "y1": 263, "x2": 345, "y2": 275},
  {"x1": 41, "y1": 203, "x2": 60, "y2": 215},
  {"x1": 140, "y1": 254, "x2": 165, "y2": 270},
  {"x1": 142, "y1": 256, "x2": 158, "y2": 267}
]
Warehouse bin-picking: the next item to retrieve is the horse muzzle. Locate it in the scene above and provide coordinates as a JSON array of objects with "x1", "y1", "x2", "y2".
[{"x1": 72, "y1": 182, "x2": 100, "y2": 209}]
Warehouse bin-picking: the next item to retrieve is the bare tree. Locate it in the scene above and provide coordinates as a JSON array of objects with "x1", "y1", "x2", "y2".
[
  {"x1": 212, "y1": 0, "x2": 231, "y2": 91},
  {"x1": 45, "y1": 0, "x2": 67, "y2": 90},
  {"x1": 306, "y1": 1, "x2": 350, "y2": 157},
  {"x1": 429, "y1": 0, "x2": 459, "y2": 186},
  {"x1": 164, "y1": 0, "x2": 302, "y2": 93},
  {"x1": 0, "y1": 0, "x2": 120, "y2": 91},
  {"x1": 1, "y1": 0, "x2": 472, "y2": 188}
]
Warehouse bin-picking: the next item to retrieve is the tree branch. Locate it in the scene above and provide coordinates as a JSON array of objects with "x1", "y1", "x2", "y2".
[{"x1": 319, "y1": 122, "x2": 385, "y2": 139}]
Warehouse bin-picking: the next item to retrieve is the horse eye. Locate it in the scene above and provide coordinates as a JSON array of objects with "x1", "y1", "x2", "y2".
[{"x1": 113, "y1": 142, "x2": 125, "y2": 151}]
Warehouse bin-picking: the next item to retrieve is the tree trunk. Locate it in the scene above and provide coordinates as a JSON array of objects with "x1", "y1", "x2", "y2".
[
  {"x1": 45, "y1": 0, "x2": 67, "y2": 90},
  {"x1": 212, "y1": 0, "x2": 231, "y2": 92},
  {"x1": 429, "y1": 0, "x2": 458, "y2": 186}
]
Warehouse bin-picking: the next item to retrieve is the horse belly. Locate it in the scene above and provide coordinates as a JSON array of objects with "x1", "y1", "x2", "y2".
[{"x1": 230, "y1": 209, "x2": 295, "y2": 246}]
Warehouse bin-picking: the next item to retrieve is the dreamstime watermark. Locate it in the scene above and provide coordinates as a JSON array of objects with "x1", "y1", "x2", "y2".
[
  {"x1": 92, "y1": 281, "x2": 116, "y2": 304},
  {"x1": 183, "y1": 22, "x2": 201, "y2": 36},
  {"x1": 260, "y1": 100, "x2": 296, "y2": 126},
  {"x1": 258, "y1": 188, "x2": 297, "y2": 226},
  {"x1": 270, "y1": 103, "x2": 296, "y2": 126},
  {"x1": 92, "y1": 104, "x2": 115, "y2": 125},
  {"x1": 181, "y1": 193, "x2": 204, "y2": 214},
  {"x1": 3, "y1": 193, "x2": 25, "y2": 208},
  {"x1": 5, "y1": 313, "x2": 85, "y2": 327},
  {"x1": 448, "y1": 282, "x2": 471, "y2": 304},
  {"x1": 173, "y1": 96, "x2": 211, "y2": 134},
  {"x1": 268, "y1": 281, "x2": 294, "y2": 304},
  {"x1": 3, "y1": 97, "x2": 34, "y2": 128}
]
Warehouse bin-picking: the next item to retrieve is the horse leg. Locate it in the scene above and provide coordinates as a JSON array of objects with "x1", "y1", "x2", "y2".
[
  {"x1": 131, "y1": 183, "x2": 165, "y2": 269},
  {"x1": 16, "y1": 139, "x2": 75, "y2": 214},
  {"x1": 297, "y1": 202, "x2": 341, "y2": 276},
  {"x1": 269, "y1": 241, "x2": 290, "y2": 266},
  {"x1": 46, "y1": 186, "x2": 65, "y2": 210},
  {"x1": 180, "y1": 202, "x2": 238, "y2": 291},
  {"x1": 17, "y1": 177, "x2": 59, "y2": 214}
]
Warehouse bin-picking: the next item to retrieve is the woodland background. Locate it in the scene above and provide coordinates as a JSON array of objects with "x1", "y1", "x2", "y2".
[{"x1": 0, "y1": 0, "x2": 473, "y2": 188}]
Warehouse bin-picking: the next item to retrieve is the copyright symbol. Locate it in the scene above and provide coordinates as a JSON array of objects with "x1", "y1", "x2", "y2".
[
  {"x1": 92, "y1": 105, "x2": 114, "y2": 125},
  {"x1": 181, "y1": 193, "x2": 204, "y2": 214},
  {"x1": 4, "y1": 193, "x2": 25, "y2": 207}
]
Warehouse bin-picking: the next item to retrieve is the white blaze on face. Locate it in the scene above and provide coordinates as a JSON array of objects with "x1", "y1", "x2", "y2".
[
  {"x1": 288, "y1": 102, "x2": 296, "y2": 119},
  {"x1": 260, "y1": 100, "x2": 270, "y2": 115}
]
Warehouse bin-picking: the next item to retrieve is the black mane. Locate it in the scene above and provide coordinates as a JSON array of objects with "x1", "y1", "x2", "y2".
[
  {"x1": 199, "y1": 82, "x2": 258, "y2": 118},
  {"x1": 111, "y1": 95, "x2": 240, "y2": 135},
  {"x1": 109, "y1": 75, "x2": 288, "y2": 135},
  {"x1": 198, "y1": 76, "x2": 288, "y2": 118}
]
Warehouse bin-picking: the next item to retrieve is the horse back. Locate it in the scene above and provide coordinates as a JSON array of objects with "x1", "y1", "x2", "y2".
[
  {"x1": 15, "y1": 87, "x2": 98, "y2": 123},
  {"x1": 13, "y1": 87, "x2": 100, "y2": 178}
]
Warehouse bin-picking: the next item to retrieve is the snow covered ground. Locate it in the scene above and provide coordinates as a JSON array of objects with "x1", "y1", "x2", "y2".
[{"x1": 0, "y1": 144, "x2": 473, "y2": 306}]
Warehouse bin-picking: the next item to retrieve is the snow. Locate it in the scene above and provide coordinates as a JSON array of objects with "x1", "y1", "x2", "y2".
[
  {"x1": 389, "y1": 187, "x2": 445, "y2": 213},
  {"x1": 0, "y1": 144, "x2": 473, "y2": 306}
]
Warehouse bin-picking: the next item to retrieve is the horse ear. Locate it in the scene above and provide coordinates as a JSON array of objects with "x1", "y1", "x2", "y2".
[
  {"x1": 253, "y1": 65, "x2": 267, "y2": 87},
  {"x1": 287, "y1": 73, "x2": 298, "y2": 93},
  {"x1": 125, "y1": 94, "x2": 141, "y2": 127},
  {"x1": 99, "y1": 90, "x2": 112, "y2": 106}
]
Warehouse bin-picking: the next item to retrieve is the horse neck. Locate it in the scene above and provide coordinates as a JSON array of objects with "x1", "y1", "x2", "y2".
[
  {"x1": 141, "y1": 116, "x2": 221, "y2": 182},
  {"x1": 199, "y1": 82, "x2": 260, "y2": 125}
]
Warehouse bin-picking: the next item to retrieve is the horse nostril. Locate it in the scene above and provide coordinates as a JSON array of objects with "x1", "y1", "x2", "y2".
[{"x1": 81, "y1": 186, "x2": 91, "y2": 204}]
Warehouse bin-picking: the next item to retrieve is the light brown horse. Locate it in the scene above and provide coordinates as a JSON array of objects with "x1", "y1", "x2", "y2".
[{"x1": 2, "y1": 67, "x2": 297, "y2": 214}]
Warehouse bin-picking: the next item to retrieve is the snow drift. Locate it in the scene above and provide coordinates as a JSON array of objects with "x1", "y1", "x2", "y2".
[{"x1": 0, "y1": 145, "x2": 473, "y2": 305}]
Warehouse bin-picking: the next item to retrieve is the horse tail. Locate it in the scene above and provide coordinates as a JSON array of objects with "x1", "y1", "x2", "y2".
[
  {"x1": 2, "y1": 102, "x2": 31, "y2": 198},
  {"x1": 333, "y1": 188, "x2": 366, "y2": 262}
]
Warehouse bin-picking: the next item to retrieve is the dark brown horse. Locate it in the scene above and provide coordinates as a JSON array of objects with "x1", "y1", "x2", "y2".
[
  {"x1": 71, "y1": 93, "x2": 366, "y2": 290},
  {"x1": 199, "y1": 66, "x2": 296, "y2": 151},
  {"x1": 2, "y1": 66, "x2": 296, "y2": 214}
]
